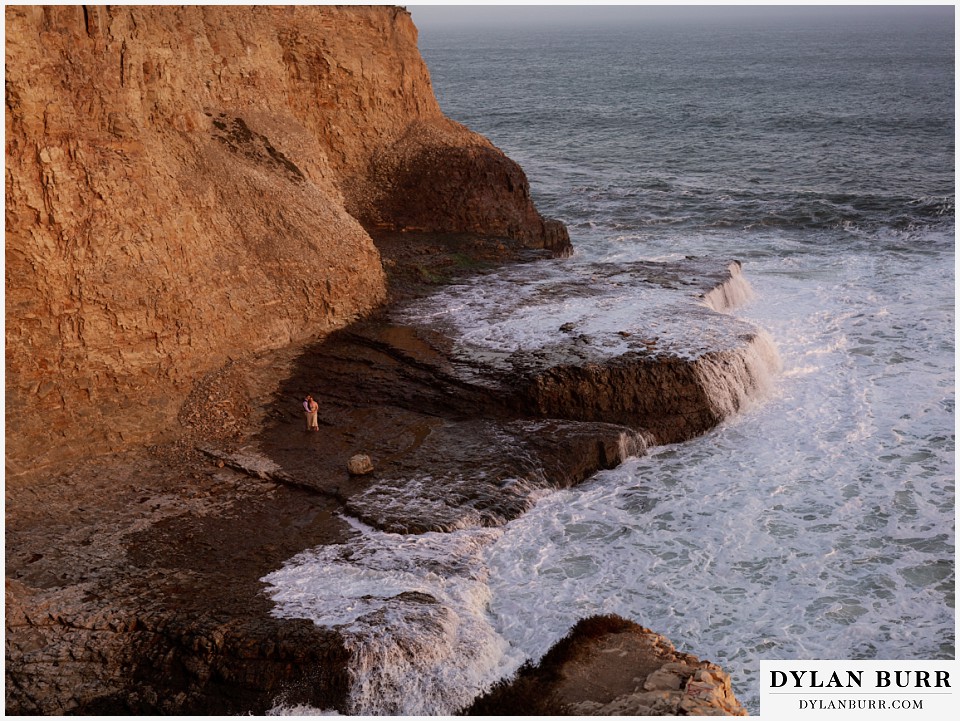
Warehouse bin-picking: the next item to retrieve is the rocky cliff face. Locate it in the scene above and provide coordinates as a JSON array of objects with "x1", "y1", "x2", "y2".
[
  {"x1": 5, "y1": 6, "x2": 761, "y2": 716},
  {"x1": 5, "y1": 5, "x2": 567, "y2": 476}
]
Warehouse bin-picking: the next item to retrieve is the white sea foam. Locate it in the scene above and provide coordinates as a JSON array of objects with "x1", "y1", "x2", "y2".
[
  {"x1": 262, "y1": 230, "x2": 952, "y2": 716},
  {"x1": 477, "y1": 234, "x2": 955, "y2": 713},
  {"x1": 395, "y1": 257, "x2": 766, "y2": 366},
  {"x1": 701, "y1": 264, "x2": 756, "y2": 312},
  {"x1": 261, "y1": 525, "x2": 523, "y2": 716},
  {"x1": 266, "y1": 704, "x2": 339, "y2": 716}
]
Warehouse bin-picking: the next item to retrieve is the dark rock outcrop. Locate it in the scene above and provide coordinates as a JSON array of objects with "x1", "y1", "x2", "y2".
[
  {"x1": 5, "y1": 452, "x2": 356, "y2": 715},
  {"x1": 466, "y1": 614, "x2": 747, "y2": 715},
  {"x1": 361, "y1": 121, "x2": 572, "y2": 255}
]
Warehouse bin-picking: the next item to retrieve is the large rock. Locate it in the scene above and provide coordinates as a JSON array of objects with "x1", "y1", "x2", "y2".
[
  {"x1": 346, "y1": 453, "x2": 374, "y2": 476},
  {"x1": 360, "y1": 120, "x2": 571, "y2": 254},
  {"x1": 4, "y1": 5, "x2": 567, "y2": 477},
  {"x1": 466, "y1": 614, "x2": 748, "y2": 716}
]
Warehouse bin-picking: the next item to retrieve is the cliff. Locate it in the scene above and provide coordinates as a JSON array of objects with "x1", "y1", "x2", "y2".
[
  {"x1": 5, "y1": 6, "x2": 761, "y2": 716},
  {"x1": 4, "y1": 5, "x2": 568, "y2": 476}
]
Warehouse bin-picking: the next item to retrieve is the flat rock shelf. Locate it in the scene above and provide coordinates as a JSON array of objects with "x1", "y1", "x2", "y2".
[
  {"x1": 258, "y1": 256, "x2": 781, "y2": 535},
  {"x1": 6, "y1": 254, "x2": 773, "y2": 714}
]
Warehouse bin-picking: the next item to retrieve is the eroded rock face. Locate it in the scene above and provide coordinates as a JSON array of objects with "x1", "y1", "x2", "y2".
[
  {"x1": 4, "y1": 5, "x2": 566, "y2": 476},
  {"x1": 361, "y1": 120, "x2": 572, "y2": 254},
  {"x1": 466, "y1": 614, "x2": 748, "y2": 716}
]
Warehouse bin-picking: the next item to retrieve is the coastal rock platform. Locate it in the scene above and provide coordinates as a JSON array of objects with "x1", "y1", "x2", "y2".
[
  {"x1": 5, "y1": 244, "x2": 770, "y2": 714},
  {"x1": 256, "y1": 253, "x2": 779, "y2": 535}
]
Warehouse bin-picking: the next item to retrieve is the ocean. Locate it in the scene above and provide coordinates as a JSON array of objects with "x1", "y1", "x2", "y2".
[{"x1": 263, "y1": 8, "x2": 954, "y2": 714}]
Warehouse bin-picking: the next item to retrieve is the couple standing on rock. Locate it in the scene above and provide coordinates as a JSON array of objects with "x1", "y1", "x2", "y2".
[{"x1": 303, "y1": 395, "x2": 319, "y2": 431}]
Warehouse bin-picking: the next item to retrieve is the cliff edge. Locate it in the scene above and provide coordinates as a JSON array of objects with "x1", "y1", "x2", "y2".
[{"x1": 5, "y1": 5, "x2": 568, "y2": 477}]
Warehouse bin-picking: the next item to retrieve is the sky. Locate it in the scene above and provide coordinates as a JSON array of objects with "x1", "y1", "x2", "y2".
[{"x1": 407, "y1": 3, "x2": 955, "y2": 32}]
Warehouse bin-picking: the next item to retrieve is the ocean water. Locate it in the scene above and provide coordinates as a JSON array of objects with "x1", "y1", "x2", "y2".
[{"x1": 263, "y1": 9, "x2": 954, "y2": 715}]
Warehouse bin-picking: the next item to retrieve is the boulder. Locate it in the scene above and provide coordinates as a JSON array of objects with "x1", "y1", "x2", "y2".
[
  {"x1": 465, "y1": 614, "x2": 747, "y2": 716},
  {"x1": 347, "y1": 454, "x2": 375, "y2": 476}
]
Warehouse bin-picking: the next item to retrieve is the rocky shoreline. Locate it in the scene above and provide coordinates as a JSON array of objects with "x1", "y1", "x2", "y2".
[
  {"x1": 5, "y1": 5, "x2": 570, "y2": 478},
  {"x1": 6, "y1": 234, "x2": 767, "y2": 714},
  {"x1": 6, "y1": 6, "x2": 763, "y2": 714}
]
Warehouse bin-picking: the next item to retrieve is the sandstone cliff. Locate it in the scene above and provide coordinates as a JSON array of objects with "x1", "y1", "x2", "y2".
[
  {"x1": 5, "y1": 6, "x2": 762, "y2": 716},
  {"x1": 5, "y1": 5, "x2": 567, "y2": 476}
]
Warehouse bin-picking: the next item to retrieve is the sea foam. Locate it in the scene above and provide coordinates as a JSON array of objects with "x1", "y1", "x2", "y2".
[{"x1": 262, "y1": 524, "x2": 521, "y2": 715}]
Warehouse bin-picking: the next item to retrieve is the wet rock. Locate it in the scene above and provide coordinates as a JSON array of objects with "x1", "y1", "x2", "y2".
[{"x1": 339, "y1": 419, "x2": 645, "y2": 533}]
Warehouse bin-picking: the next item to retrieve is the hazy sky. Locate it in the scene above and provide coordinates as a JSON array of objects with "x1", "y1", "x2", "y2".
[{"x1": 408, "y1": 4, "x2": 955, "y2": 32}]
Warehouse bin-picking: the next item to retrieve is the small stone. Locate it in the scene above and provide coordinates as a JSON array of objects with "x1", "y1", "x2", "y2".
[
  {"x1": 216, "y1": 460, "x2": 225, "y2": 468},
  {"x1": 347, "y1": 454, "x2": 374, "y2": 475}
]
